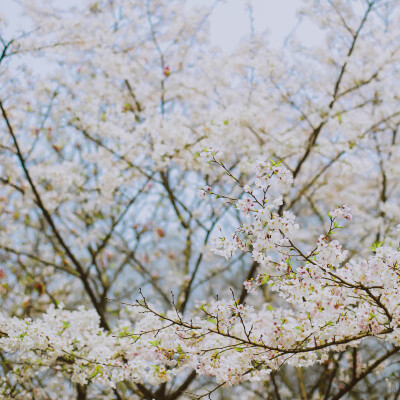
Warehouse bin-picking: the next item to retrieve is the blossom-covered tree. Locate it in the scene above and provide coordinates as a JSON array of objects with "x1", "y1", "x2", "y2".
[{"x1": 1, "y1": 0, "x2": 400, "y2": 398}]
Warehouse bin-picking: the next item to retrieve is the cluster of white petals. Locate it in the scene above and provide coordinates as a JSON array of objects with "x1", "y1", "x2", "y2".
[
  {"x1": 1, "y1": 159, "x2": 400, "y2": 392},
  {"x1": 1, "y1": 0, "x2": 400, "y2": 397}
]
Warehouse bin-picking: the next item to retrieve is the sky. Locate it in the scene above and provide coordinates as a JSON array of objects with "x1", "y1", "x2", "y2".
[{"x1": 209, "y1": 0, "x2": 321, "y2": 51}]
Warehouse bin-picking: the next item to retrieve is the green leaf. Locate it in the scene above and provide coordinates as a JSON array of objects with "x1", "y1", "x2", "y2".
[
  {"x1": 89, "y1": 365, "x2": 102, "y2": 379},
  {"x1": 235, "y1": 347, "x2": 244, "y2": 352},
  {"x1": 369, "y1": 241, "x2": 384, "y2": 252}
]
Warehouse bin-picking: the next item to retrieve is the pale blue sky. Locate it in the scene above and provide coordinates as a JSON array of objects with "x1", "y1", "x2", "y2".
[{"x1": 209, "y1": 0, "x2": 320, "y2": 50}]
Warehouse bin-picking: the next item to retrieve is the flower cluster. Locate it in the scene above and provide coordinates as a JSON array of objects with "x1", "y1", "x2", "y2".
[
  {"x1": 198, "y1": 185, "x2": 212, "y2": 199},
  {"x1": 329, "y1": 204, "x2": 352, "y2": 221},
  {"x1": 254, "y1": 157, "x2": 293, "y2": 188},
  {"x1": 209, "y1": 158, "x2": 297, "y2": 271},
  {"x1": 2, "y1": 0, "x2": 400, "y2": 397}
]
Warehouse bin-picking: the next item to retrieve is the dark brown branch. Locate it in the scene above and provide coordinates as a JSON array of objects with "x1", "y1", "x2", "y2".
[
  {"x1": 0, "y1": 99, "x2": 109, "y2": 330},
  {"x1": 330, "y1": 346, "x2": 400, "y2": 400},
  {"x1": 271, "y1": 372, "x2": 282, "y2": 400},
  {"x1": 238, "y1": 260, "x2": 258, "y2": 305},
  {"x1": 0, "y1": 39, "x2": 13, "y2": 64},
  {"x1": 291, "y1": 1, "x2": 375, "y2": 182},
  {"x1": 168, "y1": 370, "x2": 197, "y2": 400}
]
